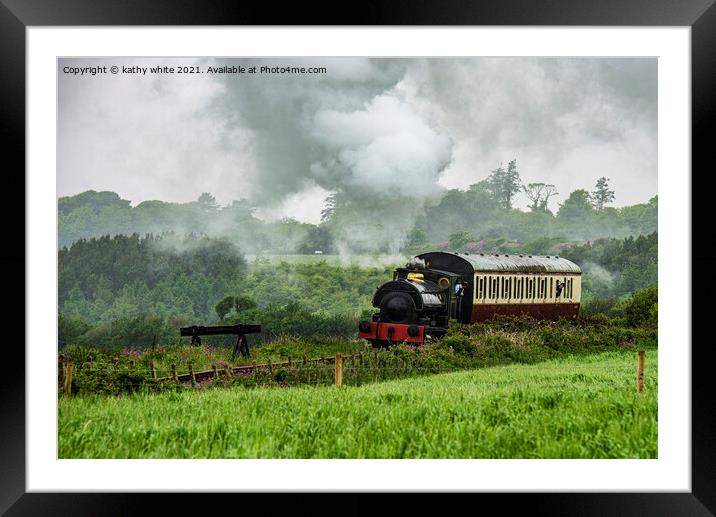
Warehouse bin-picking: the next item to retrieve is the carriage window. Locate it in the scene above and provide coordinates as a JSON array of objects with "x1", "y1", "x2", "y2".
[
  {"x1": 568, "y1": 279, "x2": 573, "y2": 298},
  {"x1": 493, "y1": 277, "x2": 498, "y2": 300},
  {"x1": 549, "y1": 278, "x2": 553, "y2": 298}
]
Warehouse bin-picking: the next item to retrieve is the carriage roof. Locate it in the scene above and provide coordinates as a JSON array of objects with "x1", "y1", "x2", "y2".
[{"x1": 417, "y1": 251, "x2": 581, "y2": 274}]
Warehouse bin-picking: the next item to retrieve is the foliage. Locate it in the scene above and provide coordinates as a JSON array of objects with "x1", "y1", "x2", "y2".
[
  {"x1": 60, "y1": 181, "x2": 656, "y2": 257},
  {"x1": 560, "y1": 232, "x2": 657, "y2": 299},
  {"x1": 591, "y1": 177, "x2": 616, "y2": 209},
  {"x1": 61, "y1": 317, "x2": 657, "y2": 397},
  {"x1": 623, "y1": 287, "x2": 658, "y2": 327},
  {"x1": 523, "y1": 182, "x2": 558, "y2": 212},
  {"x1": 448, "y1": 230, "x2": 475, "y2": 251},
  {"x1": 484, "y1": 159, "x2": 522, "y2": 209}
]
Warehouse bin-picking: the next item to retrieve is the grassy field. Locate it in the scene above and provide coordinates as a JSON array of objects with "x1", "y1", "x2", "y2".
[{"x1": 58, "y1": 347, "x2": 657, "y2": 459}]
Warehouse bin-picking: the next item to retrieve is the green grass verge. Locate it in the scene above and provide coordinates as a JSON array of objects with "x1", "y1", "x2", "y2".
[{"x1": 59, "y1": 348, "x2": 657, "y2": 459}]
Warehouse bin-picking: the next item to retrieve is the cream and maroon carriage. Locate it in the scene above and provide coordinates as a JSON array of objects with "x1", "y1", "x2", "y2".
[{"x1": 359, "y1": 251, "x2": 581, "y2": 347}]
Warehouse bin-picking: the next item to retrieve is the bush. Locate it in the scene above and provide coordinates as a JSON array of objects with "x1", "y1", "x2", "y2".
[
  {"x1": 71, "y1": 365, "x2": 148, "y2": 396},
  {"x1": 580, "y1": 297, "x2": 622, "y2": 318},
  {"x1": 623, "y1": 287, "x2": 658, "y2": 327},
  {"x1": 273, "y1": 368, "x2": 288, "y2": 383},
  {"x1": 537, "y1": 326, "x2": 577, "y2": 350}
]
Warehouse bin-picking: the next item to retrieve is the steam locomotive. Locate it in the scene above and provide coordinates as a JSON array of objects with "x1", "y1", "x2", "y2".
[{"x1": 358, "y1": 251, "x2": 581, "y2": 348}]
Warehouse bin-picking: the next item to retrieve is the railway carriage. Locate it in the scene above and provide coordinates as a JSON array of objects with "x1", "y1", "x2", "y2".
[{"x1": 358, "y1": 251, "x2": 581, "y2": 348}]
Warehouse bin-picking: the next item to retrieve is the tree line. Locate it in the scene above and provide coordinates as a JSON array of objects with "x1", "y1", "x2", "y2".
[
  {"x1": 58, "y1": 231, "x2": 657, "y2": 348},
  {"x1": 59, "y1": 162, "x2": 655, "y2": 254}
]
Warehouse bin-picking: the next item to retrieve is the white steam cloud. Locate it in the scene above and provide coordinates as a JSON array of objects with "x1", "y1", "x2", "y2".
[
  {"x1": 310, "y1": 94, "x2": 452, "y2": 198},
  {"x1": 58, "y1": 57, "x2": 657, "y2": 253}
]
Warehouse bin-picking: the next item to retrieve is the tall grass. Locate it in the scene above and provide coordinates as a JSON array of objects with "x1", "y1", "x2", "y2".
[{"x1": 59, "y1": 348, "x2": 657, "y2": 459}]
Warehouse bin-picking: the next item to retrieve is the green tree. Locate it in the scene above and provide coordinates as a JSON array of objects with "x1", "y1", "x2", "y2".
[
  {"x1": 408, "y1": 227, "x2": 428, "y2": 246},
  {"x1": 449, "y1": 231, "x2": 475, "y2": 250},
  {"x1": 197, "y1": 193, "x2": 219, "y2": 212},
  {"x1": 215, "y1": 296, "x2": 236, "y2": 321},
  {"x1": 485, "y1": 159, "x2": 522, "y2": 209},
  {"x1": 558, "y1": 189, "x2": 594, "y2": 220},
  {"x1": 234, "y1": 295, "x2": 258, "y2": 313},
  {"x1": 591, "y1": 177, "x2": 615, "y2": 209},
  {"x1": 523, "y1": 183, "x2": 558, "y2": 212},
  {"x1": 624, "y1": 286, "x2": 658, "y2": 327}
]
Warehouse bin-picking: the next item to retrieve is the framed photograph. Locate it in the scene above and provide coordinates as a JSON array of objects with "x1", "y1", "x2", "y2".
[{"x1": 6, "y1": 0, "x2": 713, "y2": 513}]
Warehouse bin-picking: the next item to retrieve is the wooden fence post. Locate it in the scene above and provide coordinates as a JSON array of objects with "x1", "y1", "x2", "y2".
[
  {"x1": 130, "y1": 359, "x2": 135, "y2": 369},
  {"x1": 151, "y1": 360, "x2": 157, "y2": 380},
  {"x1": 224, "y1": 364, "x2": 232, "y2": 379},
  {"x1": 171, "y1": 363, "x2": 178, "y2": 383},
  {"x1": 189, "y1": 363, "x2": 196, "y2": 387},
  {"x1": 358, "y1": 351, "x2": 363, "y2": 366},
  {"x1": 252, "y1": 361, "x2": 257, "y2": 375},
  {"x1": 287, "y1": 356, "x2": 292, "y2": 368},
  {"x1": 63, "y1": 358, "x2": 73, "y2": 398},
  {"x1": 303, "y1": 353, "x2": 307, "y2": 366},
  {"x1": 152, "y1": 334, "x2": 157, "y2": 353},
  {"x1": 637, "y1": 350, "x2": 645, "y2": 393},
  {"x1": 335, "y1": 353, "x2": 343, "y2": 387},
  {"x1": 87, "y1": 354, "x2": 93, "y2": 372},
  {"x1": 213, "y1": 363, "x2": 219, "y2": 379}
]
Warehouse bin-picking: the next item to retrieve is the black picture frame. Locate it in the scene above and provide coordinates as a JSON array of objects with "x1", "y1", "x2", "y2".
[{"x1": 3, "y1": 1, "x2": 713, "y2": 514}]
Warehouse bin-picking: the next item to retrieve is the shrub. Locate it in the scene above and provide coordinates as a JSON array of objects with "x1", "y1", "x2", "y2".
[
  {"x1": 580, "y1": 297, "x2": 622, "y2": 317},
  {"x1": 438, "y1": 333, "x2": 476, "y2": 356},
  {"x1": 273, "y1": 368, "x2": 288, "y2": 383},
  {"x1": 624, "y1": 287, "x2": 658, "y2": 327},
  {"x1": 72, "y1": 366, "x2": 148, "y2": 396}
]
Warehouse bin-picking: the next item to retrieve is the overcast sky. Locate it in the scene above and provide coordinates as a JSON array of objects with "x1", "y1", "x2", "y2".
[{"x1": 58, "y1": 57, "x2": 657, "y2": 223}]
